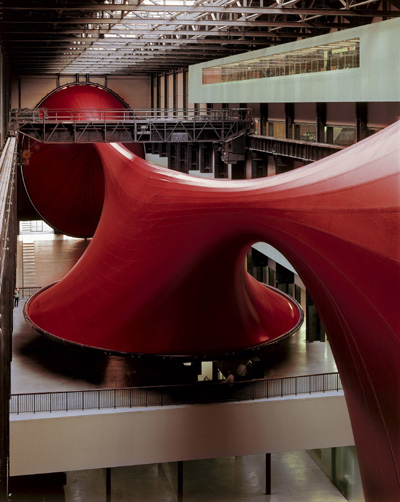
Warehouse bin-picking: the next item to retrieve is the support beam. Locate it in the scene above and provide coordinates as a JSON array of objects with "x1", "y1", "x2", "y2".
[
  {"x1": 106, "y1": 467, "x2": 111, "y2": 502},
  {"x1": 285, "y1": 103, "x2": 294, "y2": 140},
  {"x1": 356, "y1": 102, "x2": 368, "y2": 142},
  {"x1": 266, "y1": 453, "x2": 271, "y2": 495},
  {"x1": 177, "y1": 461, "x2": 183, "y2": 502},
  {"x1": 316, "y1": 103, "x2": 326, "y2": 144}
]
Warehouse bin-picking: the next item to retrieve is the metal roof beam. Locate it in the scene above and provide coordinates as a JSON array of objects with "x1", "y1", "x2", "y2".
[
  {"x1": 0, "y1": 18, "x2": 323, "y2": 27},
  {"x1": 0, "y1": 29, "x2": 305, "y2": 38},
  {"x1": 0, "y1": 5, "x2": 395, "y2": 17},
  {"x1": 1, "y1": 38, "x2": 274, "y2": 46},
  {"x1": 0, "y1": 19, "x2": 362, "y2": 30}
]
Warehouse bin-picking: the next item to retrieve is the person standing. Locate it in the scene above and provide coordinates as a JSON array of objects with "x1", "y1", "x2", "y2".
[
  {"x1": 224, "y1": 370, "x2": 234, "y2": 385},
  {"x1": 14, "y1": 288, "x2": 19, "y2": 307}
]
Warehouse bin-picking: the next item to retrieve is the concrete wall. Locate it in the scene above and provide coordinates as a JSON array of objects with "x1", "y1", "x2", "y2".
[
  {"x1": 10, "y1": 75, "x2": 151, "y2": 110},
  {"x1": 0, "y1": 48, "x2": 6, "y2": 147},
  {"x1": 189, "y1": 18, "x2": 400, "y2": 104},
  {"x1": 10, "y1": 393, "x2": 354, "y2": 476},
  {"x1": 151, "y1": 70, "x2": 188, "y2": 110}
]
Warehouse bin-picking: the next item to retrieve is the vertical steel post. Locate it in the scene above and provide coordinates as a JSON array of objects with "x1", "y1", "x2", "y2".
[
  {"x1": 177, "y1": 461, "x2": 183, "y2": 502},
  {"x1": 106, "y1": 467, "x2": 111, "y2": 502},
  {"x1": 265, "y1": 453, "x2": 271, "y2": 495}
]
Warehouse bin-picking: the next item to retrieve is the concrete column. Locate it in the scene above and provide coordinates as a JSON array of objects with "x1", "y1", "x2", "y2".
[
  {"x1": 177, "y1": 461, "x2": 183, "y2": 502},
  {"x1": 106, "y1": 467, "x2": 111, "y2": 502},
  {"x1": 245, "y1": 154, "x2": 252, "y2": 179},
  {"x1": 285, "y1": 103, "x2": 294, "y2": 139},
  {"x1": 260, "y1": 103, "x2": 268, "y2": 136},
  {"x1": 186, "y1": 144, "x2": 193, "y2": 171},
  {"x1": 356, "y1": 102, "x2": 368, "y2": 142},
  {"x1": 211, "y1": 145, "x2": 216, "y2": 175},
  {"x1": 276, "y1": 263, "x2": 294, "y2": 296},
  {"x1": 316, "y1": 102, "x2": 326, "y2": 143},
  {"x1": 156, "y1": 75, "x2": 161, "y2": 111},
  {"x1": 18, "y1": 78, "x2": 22, "y2": 108},
  {"x1": 274, "y1": 155, "x2": 294, "y2": 175},
  {"x1": 166, "y1": 143, "x2": 172, "y2": 169},
  {"x1": 267, "y1": 259, "x2": 276, "y2": 287},
  {"x1": 266, "y1": 453, "x2": 271, "y2": 495},
  {"x1": 198, "y1": 144, "x2": 209, "y2": 173},
  {"x1": 306, "y1": 292, "x2": 326, "y2": 342},
  {"x1": 183, "y1": 70, "x2": 188, "y2": 112},
  {"x1": 150, "y1": 75, "x2": 155, "y2": 110},
  {"x1": 176, "y1": 144, "x2": 182, "y2": 172},
  {"x1": 164, "y1": 74, "x2": 169, "y2": 114},
  {"x1": 173, "y1": 72, "x2": 178, "y2": 114}
]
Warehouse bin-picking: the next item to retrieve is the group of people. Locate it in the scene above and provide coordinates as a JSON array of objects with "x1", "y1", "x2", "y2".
[{"x1": 223, "y1": 360, "x2": 253, "y2": 385}]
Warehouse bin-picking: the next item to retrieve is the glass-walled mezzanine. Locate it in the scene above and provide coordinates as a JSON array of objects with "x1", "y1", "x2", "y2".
[
  {"x1": 265, "y1": 121, "x2": 358, "y2": 147},
  {"x1": 202, "y1": 38, "x2": 360, "y2": 85}
]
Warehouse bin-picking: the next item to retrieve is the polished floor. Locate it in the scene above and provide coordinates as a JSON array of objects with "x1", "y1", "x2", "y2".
[
  {"x1": 63, "y1": 453, "x2": 348, "y2": 502},
  {"x1": 11, "y1": 225, "x2": 350, "y2": 502}
]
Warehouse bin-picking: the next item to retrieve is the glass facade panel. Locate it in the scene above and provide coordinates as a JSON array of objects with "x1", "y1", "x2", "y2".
[
  {"x1": 294, "y1": 123, "x2": 317, "y2": 142},
  {"x1": 202, "y1": 38, "x2": 360, "y2": 85},
  {"x1": 325, "y1": 125, "x2": 356, "y2": 146}
]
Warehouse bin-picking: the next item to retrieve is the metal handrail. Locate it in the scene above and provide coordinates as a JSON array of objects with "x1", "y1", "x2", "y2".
[
  {"x1": 10, "y1": 107, "x2": 253, "y2": 126},
  {"x1": 249, "y1": 133, "x2": 345, "y2": 151},
  {"x1": 17, "y1": 286, "x2": 42, "y2": 299},
  {"x1": 0, "y1": 137, "x2": 17, "y2": 289},
  {"x1": 10, "y1": 371, "x2": 342, "y2": 415}
]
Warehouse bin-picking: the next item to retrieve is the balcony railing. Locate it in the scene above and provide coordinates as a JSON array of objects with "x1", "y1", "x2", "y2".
[
  {"x1": 249, "y1": 134, "x2": 344, "y2": 162},
  {"x1": 18, "y1": 286, "x2": 43, "y2": 299},
  {"x1": 10, "y1": 371, "x2": 342, "y2": 415},
  {"x1": 10, "y1": 107, "x2": 252, "y2": 124},
  {"x1": 10, "y1": 107, "x2": 254, "y2": 144}
]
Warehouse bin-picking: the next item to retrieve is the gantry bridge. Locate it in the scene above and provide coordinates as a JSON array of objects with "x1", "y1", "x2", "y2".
[
  {"x1": 9, "y1": 107, "x2": 344, "y2": 164},
  {"x1": 9, "y1": 107, "x2": 253, "y2": 145}
]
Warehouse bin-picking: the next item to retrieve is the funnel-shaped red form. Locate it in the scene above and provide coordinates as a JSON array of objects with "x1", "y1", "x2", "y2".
[
  {"x1": 25, "y1": 121, "x2": 400, "y2": 502},
  {"x1": 25, "y1": 141, "x2": 302, "y2": 355},
  {"x1": 21, "y1": 84, "x2": 144, "y2": 237}
]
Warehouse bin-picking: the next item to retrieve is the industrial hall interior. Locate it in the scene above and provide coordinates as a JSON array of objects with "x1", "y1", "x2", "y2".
[{"x1": 0, "y1": 1, "x2": 399, "y2": 501}]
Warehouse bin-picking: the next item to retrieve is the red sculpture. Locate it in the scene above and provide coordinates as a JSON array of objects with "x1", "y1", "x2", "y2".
[
  {"x1": 22, "y1": 82, "x2": 400, "y2": 501},
  {"x1": 25, "y1": 141, "x2": 303, "y2": 355},
  {"x1": 21, "y1": 84, "x2": 144, "y2": 237}
]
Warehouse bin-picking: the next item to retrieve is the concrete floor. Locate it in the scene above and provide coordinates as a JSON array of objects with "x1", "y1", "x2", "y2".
[
  {"x1": 11, "y1": 226, "x2": 348, "y2": 502},
  {"x1": 64, "y1": 453, "x2": 348, "y2": 502}
]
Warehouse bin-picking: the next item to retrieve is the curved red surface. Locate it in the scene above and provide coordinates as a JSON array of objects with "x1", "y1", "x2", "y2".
[
  {"x1": 22, "y1": 84, "x2": 144, "y2": 237},
  {"x1": 26, "y1": 142, "x2": 302, "y2": 355},
  {"x1": 25, "y1": 121, "x2": 400, "y2": 501}
]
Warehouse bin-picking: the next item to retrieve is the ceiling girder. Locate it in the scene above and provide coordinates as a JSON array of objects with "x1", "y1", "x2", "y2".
[
  {"x1": 0, "y1": 5, "x2": 396, "y2": 17},
  {"x1": 0, "y1": 29, "x2": 306, "y2": 38},
  {"x1": 0, "y1": 0, "x2": 388, "y2": 75}
]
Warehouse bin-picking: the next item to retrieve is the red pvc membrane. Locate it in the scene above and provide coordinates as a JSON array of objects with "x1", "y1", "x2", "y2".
[
  {"x1": 25, "y1": 121, "x2": 400, "y2": 501},
  {"x1": 21, "y1": 84, "x2": 144, "y2": 237},
  {"x1": 26, "y1": 140, "x2": 303, "y2": 355}
]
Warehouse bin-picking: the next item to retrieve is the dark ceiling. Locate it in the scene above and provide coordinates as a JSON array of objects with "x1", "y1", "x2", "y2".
[{"x1": 0, "y1": 0, "x2": 398, "y2": 75}]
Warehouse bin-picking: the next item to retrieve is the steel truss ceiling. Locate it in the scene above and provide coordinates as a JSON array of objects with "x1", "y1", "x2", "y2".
[{"x1": 0, "y1": 0, "x2": 398, "y2": 75}]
